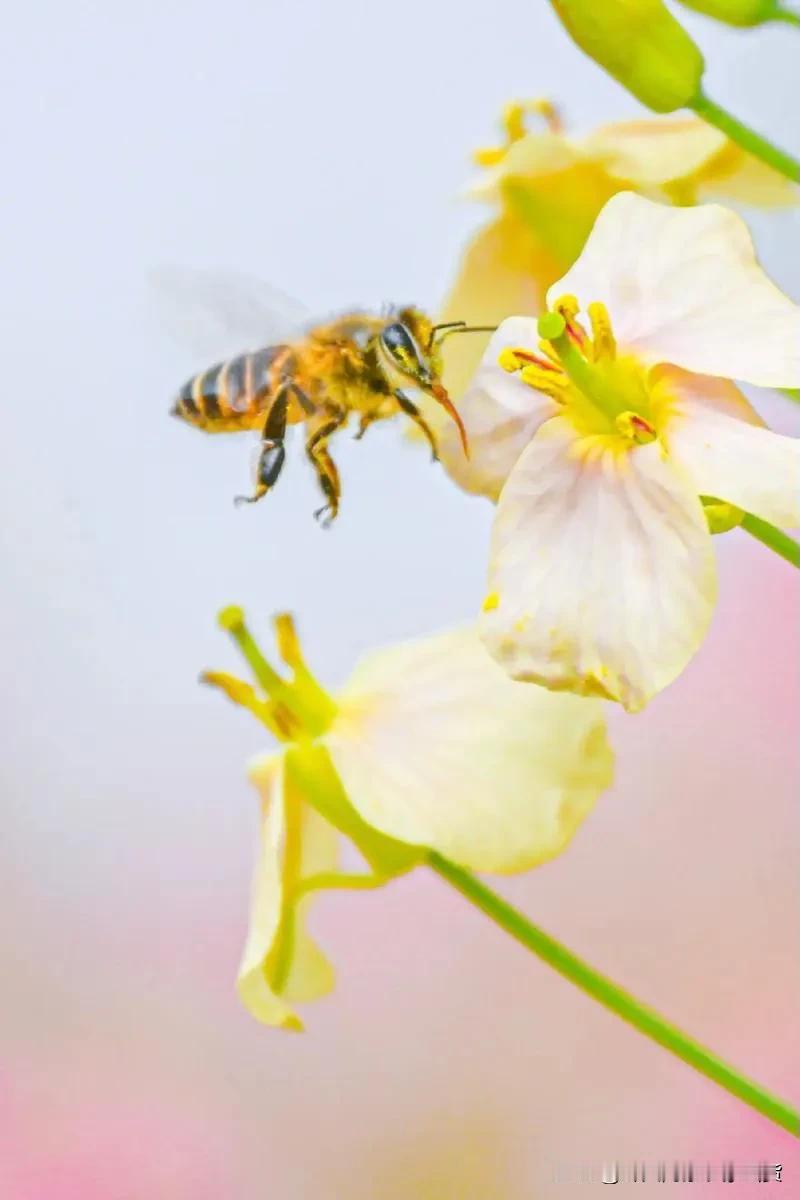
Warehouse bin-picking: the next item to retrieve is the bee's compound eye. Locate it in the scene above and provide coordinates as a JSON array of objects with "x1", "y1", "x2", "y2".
[{"x1": 380, "y1": 322, "x2": 413, "y2": 360}]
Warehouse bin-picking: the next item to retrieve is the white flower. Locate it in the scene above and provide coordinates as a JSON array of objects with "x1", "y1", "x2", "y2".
[
  {"x1": 220, "y1": 617, "x2": 613, "y2": 1027},
  {"x1": 441, "y1": 193, "x2": 800, "y2": 711}
]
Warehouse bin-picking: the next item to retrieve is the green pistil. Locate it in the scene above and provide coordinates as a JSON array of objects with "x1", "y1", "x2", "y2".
[{"x1": 537, "y1": 313, "x2": 653, "y2": 433}]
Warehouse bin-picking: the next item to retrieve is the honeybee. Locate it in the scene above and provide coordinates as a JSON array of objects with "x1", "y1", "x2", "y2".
[{"x1": 158, "y1": 268, "x2": 491, "y2": 523}]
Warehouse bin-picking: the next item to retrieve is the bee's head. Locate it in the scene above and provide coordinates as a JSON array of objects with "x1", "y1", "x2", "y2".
[
  {"x1": 379, "y1": 319, "x2": 435, "y2": 387},
  {"x1": 379, "y1": 314, "x2": 469, "y2": 457}
]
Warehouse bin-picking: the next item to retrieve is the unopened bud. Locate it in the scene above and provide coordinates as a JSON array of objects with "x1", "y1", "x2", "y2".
[{"x1": 549, "y1": 0, "x2": 705, "y2": 113}]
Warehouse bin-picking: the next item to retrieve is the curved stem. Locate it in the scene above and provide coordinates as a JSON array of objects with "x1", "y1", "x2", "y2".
[
  {"x1": 428, "y1": 852, "x2": 799, "y2": 1136},
  {"x1": 741, "y1": 513, "x2": 800, "y2": 567},
  {"x1": 690, "y1": 92, "x2": 800, "y2": 183}
]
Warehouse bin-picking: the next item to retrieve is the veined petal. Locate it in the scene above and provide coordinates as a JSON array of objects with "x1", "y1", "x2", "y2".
[
  {"x1": 483, "y1": 417, "x2": 717, "y2": 712},
  {"x1": 438, "y1": 317, "x2": 560, "y2": 501},
  {"x1": 325, "y1": 626, "x2": 612, "y2": 874},
  {"x1": 237, "y1": 754, "x2": 336, "y2": 1030},
  {"x1": 549, "y1": 193, "x2": 800, "y2": 387},
  {"x1": 664, "y1": 379, "x2": 800, "y2": 528}
]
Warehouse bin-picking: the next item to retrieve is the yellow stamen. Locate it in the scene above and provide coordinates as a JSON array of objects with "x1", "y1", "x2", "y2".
[
  {"x1": 274, "y1": 612, "x2": 306, "y2": 672},
  {"x1": 553, "y1": 294, "x2": 580, "y2": 323},
  {"x1": 588, "y1": 302, "x2": 617, "y2": 362},
  {"x1": 474, "y1": 97, "x2": 562, "y2": 169},
  {"x1": 552, "y1": 294, "x2": 589, "y2": 348},
  {"x1": 616, "y1": 411, "x2": 657, "y2": 445},
  {"x1": 528, "y1": 97, "x2": 562, "y2": 134},
  {"x1": 502, "y1": 101, "x2": 527, "y2": 144},
  {"x1": 520, "y1": 363, "x2": 568, "y2": 401},
  {"x1": 473, "y1": 145, "x2": 506, "y2": 167},
  {"x1": 498, "y1": 346, "x2": 526, "y2": 372},
  {"x1": 538, "y1": 339, "x2": 562, "y2": 367},
  {"x1": 200, "y1": 670, "x2": 297, "y2": 741},
  {"x1": 482, "y1": 590, "x2": 500, "y2": 613}
]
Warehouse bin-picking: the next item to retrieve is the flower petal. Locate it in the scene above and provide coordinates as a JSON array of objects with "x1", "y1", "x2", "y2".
[
  {"x1": 325, "y1": 626, "x2": 612, "y2": 874},
  {"x1": 437, "y1": 317, "x2": 560, "y2": 501},
  {"x1": 663, "y1": 377, "x2": 800, "y2": 528},
  {"x1": 549, "y1": 192, "x2": 800, "y2": 387},
  {"x1": 693, "y1": 141, "x2": 798, "y2": 209},
  {"x1": 237, "y1": 754, "x2": 336, "y2": 1029},
  {"x1": 482, "y1": 417, "x2": 717, "y2": 712},
  {"x1": 466, "y1": 132, "x2": 584, "y2": 202},
  {"x1": 437, "y1": 214, "x2": 551, "y2": 403},
  {"x1": 585, "y1": 117, "x2": 726, "y2": 188}
]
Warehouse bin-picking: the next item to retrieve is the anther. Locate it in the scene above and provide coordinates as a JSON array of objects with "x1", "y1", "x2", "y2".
[
  {"x1": 529, "y1": 98, "x2": 562, "y2": 134},
  {"x1": 552, "y1": 294, "x2": 589, "y2": 350},
  {"x1": 498, "y1": 345, "x2": 562, "y2": 374},
  {"x1": 502, "y1": 102, "x2": 527, "y2": 143},
  {"x1": 274, "y1": 612, "x2": 306, "y2": 673},
  {"x1": 520, "y1": 364, "x2": 569, "y2": 400},
  {"x1": 616, "y1": 411, "x2": 657, "y2": 445},
  {"x1": 473, "y1": 145, "x2": 506, "y2": 167},
  {"x1": 588, "y1": 302, "x2": 616, "y2": 362}
]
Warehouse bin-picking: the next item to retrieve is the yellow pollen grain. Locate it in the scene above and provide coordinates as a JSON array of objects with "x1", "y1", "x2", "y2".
[
  {"x1": 588, "y1": 302, "x2": 616, "y2": 362},
  {"x1": 482, "y1": 591, "x2": 500, "y2": 613}
]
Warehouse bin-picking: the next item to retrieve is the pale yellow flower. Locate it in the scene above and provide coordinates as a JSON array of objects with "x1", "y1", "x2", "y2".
[
  {"x1": 211, "y1": 613, "x2": 613, "y2": 1027},
  {"x1": 441, "y1": 193, "x2": 800, "y2": 712},
  {"x1": 439, "y1": 101, "x2": 795, "y2": 402}
]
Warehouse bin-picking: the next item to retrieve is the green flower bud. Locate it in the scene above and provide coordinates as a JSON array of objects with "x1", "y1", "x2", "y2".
[
  {"x1": 676, "y1": 0, "x2": 785, "y2": 26},
  {"x1": 549, "y1": 0, "x2": 705, "y2": 113}
]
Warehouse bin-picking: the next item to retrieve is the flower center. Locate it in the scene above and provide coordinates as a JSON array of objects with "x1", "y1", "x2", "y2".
[
  {"x1": 499, "y1": 295, "x2": 659, "y2": 445},
  {"x1": 202, "y1": 608, "x2": 337, "y2": 742}
]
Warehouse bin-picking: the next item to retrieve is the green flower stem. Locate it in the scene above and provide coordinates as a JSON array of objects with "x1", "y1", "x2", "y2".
[
  {"x1": 741, "y1": 513, "x2": 800, "y2": 566},
  {"x1": 428, "y1": 851, "x2": 799, "y2": 1137},
  {"x1": 690, "y1": 92, "x2": 800, "y2": 183},
  {"x1": 778, "y1": 388, "x2": 800, "y2": 404},
  {"x1": 773, "y1": 7, "x2": 800, "y2": 26}
]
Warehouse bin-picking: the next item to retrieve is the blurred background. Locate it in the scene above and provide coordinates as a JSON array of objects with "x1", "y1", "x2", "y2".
[{"x1": 1, "y1": 1, "x2": 798, "y2": 1195}]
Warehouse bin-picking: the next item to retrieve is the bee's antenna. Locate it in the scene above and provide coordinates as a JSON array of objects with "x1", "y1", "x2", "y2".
[{"x1": 427, "y1": 323, "x2": 498, "y2": 352}]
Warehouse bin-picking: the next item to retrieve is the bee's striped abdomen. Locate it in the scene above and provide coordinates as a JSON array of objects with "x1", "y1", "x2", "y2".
[{"x1": 172, "y1": 346, "x2": 287, "y2": 432}]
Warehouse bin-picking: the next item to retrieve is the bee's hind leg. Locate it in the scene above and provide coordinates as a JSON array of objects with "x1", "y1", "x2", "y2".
[
  {"x1": 306, "y1": 410, "x2": 347, "y2": 526},
  {"x1": 394, "y1": 388, "x2": 438, "y2": 462},
  {"x1": 234, "y1": 386, "x2": 290, "y2": 506}
]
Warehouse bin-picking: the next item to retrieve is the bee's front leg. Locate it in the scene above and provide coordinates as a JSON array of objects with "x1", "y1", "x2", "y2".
[
  {"x1": 234, "y1": 386, "x2": 290, "y2": 506},
  {"x1": 394, "y1": 389, "x2": 438, "y2": 462},
  {"x1": 306, "y1": 409, "x2": 347, "y2": 526}
]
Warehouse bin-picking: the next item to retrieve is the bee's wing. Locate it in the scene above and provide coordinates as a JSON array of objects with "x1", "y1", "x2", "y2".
[{"x1": 151, "y1": 265, "x2": 310, "y2": 365}]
